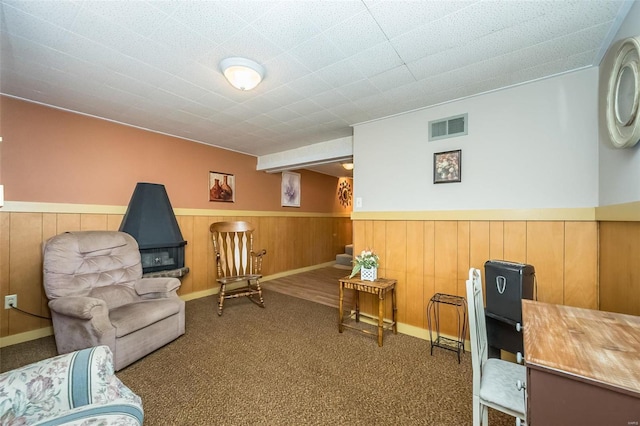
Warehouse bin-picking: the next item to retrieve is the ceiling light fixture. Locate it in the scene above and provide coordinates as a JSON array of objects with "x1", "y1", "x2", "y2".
[
  {"x1": 219, "y1": 57, "x2": 264, "y2": 91},
  {"x1": 342, "y1": 162, "x2": 354, "y2": 171}
]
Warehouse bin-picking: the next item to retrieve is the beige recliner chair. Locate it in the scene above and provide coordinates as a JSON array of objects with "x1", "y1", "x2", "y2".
[{"x1": 43, "y1": 231, "x2": 185, "y2": 371}]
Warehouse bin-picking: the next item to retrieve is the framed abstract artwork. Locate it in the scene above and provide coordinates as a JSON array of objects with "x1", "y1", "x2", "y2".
[{"x1": 281, "y1": 171, "x2": 300, "y2": 207}]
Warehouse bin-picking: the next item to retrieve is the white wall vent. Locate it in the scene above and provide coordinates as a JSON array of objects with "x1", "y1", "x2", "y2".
[{"x1": 428, "y1": 113, "x2": 468, "y2": 141}]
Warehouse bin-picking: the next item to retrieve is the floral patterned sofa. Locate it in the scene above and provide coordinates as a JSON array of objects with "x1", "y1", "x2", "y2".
[{"x1": 0, "y1": 345, "x2": 143, "y2": 425}]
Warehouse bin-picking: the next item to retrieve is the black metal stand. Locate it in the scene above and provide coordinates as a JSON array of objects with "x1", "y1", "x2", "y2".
[{"x1": 427, "y1": 293, "x2": 468, "y2": 363}]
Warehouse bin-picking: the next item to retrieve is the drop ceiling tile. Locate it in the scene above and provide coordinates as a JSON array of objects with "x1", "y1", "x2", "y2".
[
  {"x1": 95, "y1": 85, "x2": 149, "y2": 108},
  {"x1": 368, "y1": 65, "x2": 416, "y2": 92},
  {"x1": 388, "y1": 25, "x2": 440, "y2": 64},
  {"x1": 175, "y1": 63, "x2": 223, "y2": 94},
  {"x1": 132, "y1": 43, "x2": 195, "y2": 76},
  {"x1": 262, "y1": 85, "x2": 302, "y2": 107},
  {"x1": 216, "y1": 0, "x2": 279, "y2": 25},
  {"x1": 145, "y1": 16, "x2": 216, "y2": 58},
  {"x1": 2, "y1": 57, "x2": 50, "y2": 84},
  {"x1": 299, "y1": 0, "x2": 367, "y2": 32},
  {"x1": 205, "y1": 111, "x2": 238, "y2": 127},
  {"x1": 83, "y1": 0, "x2": 172, "y2": 38},
  {"x1": 213, "y1": 26, "x2": 283, "y2": 65},
  {"x1": 352, "y1": 92, "x2": 393, "y2": 111},
  {"x1": 329, "y1": 103, "x2": 372, "y2": 124},
  {"x1": 3, "y1": 0, "x2": 81, "y2": 28},
  {"x1": 336, "y1": 79, "x2": 380, "y2": 102},
  {"x1": 266, "y1": 121, "x2": 296, "y2": 133},
  {"x1": 107, "y1": 57, "x2": 175, "y2": 88},
  {"x1": 241, "y1": 95, "x2": 282, "y2": 114},
  {"x1": 322, "y1": 9, "x2": 388, "y2": 57},
  {"x1": 304, "y1": 108, "x2": 340, "y2": 123},
  {"x1": 48, "y1": 59, "x2": 110, "y2": 90},
  {"x1": 315, "y1": 58, "x2": 365, "y2": 88},
  {"x1": 1, "y1": 3, "x2": 69, "y2": 46},
  {"x1": 244, "y1": 114, "x2": 278, "y2": 128},
  {"x1": 1, "y1": 34, "x2": 59, "y2": 68},
  {"x1": 68, "y1": 8, "x2": 146, "y2": 52},
  {"x1": 286, "y1": 98, "x2": 323, "y2": 116},
  {"x1": 264, "y1": 106, "x2": 302, "y2": 122},
  {"x1": 348, "y1": 41, "x2": 404, "y2": 78},
  {"x1": 159, "y1": 76, "x2": 213, "y2": 102},
  {"x1": 485, "y1": 3, "x2": 619, "y2": 54},
  {"x1": 285, "y1": 114, "x2": 316, "y2": 128},
  {"x1": 368, "y1": 0, "x2": 476, "y2": 39},
  {"x1": 308, "y1": 89, "x2": 351, "y2": 110},
  {"x1": 167, "y1": 1, "x2": 247, "y2": 43},
  {"x1": 286, "y1": 73, "x2": 333, "y2": 97},
  {"x1": 50, "y1": 33, "x2": 120, "y2": 70},
  {"x1": 251, "y1": 2, "x2": 322, "y2": 50},
  {"x1": 289, "y1": 34, "x2": 346, "y2": 72},
  {"x1": 263, "y1": 53, "x2": 313, "y2": 87},
  {"x1": 144, "y1": 88, "x2": 192, "y2": 110}
]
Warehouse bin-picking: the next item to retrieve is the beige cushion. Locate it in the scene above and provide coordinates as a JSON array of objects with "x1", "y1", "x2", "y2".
[
  {"x1": 110, "y1": 299, "x2": 181, "y2": 338},
  {"x1": 43, "y1": 231, "x2": 142, "y2": 298},
  {"x1": 90, "y1": 285, "x2": 139, "y2": 311}
]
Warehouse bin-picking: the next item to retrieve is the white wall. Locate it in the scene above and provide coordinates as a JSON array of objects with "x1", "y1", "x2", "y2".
[
  {"x1": 598, "y1": 1, "x2": 640, "y2": 206},
  {"x1": 353, "y1": 68, "x2": 599, "y2": 211}
]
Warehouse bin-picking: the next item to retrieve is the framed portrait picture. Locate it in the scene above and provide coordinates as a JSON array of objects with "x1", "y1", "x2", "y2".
[
  {"x1": 209, "y1": 171, "x2": 235, "y2": 202},
  {"x1": 281, "y1": 171, "x2": 301, "y2": 207},
  {"x1": 433, "y1": 150, "x2": 461, "y2": 184}
]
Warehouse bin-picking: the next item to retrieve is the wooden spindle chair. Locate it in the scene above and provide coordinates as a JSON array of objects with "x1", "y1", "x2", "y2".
[{"x1": 210, "y1": 221, "x2": 266, "y2": 316}]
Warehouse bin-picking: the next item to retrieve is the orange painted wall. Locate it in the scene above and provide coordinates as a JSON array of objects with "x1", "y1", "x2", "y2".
[{"x1": 0, "y1": 96, "x2": 349, "y2": 214}]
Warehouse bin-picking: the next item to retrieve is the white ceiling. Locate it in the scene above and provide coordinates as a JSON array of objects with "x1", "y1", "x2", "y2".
[{"x1": 0, "y1": 0, "x2": 632, "y2": 177}]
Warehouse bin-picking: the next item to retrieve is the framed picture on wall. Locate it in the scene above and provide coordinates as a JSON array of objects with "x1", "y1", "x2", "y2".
[
  {"x1": 433, "y1": 150, "x2": 461, "y2": 184},
  {"x1": 209, "y1": 171, "x2": 235, "y2": 202},
  {"x1": 281, "y1": 171, "x2": 301, "y2": 207}
]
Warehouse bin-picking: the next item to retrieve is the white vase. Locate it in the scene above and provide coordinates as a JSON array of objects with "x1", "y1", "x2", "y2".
[{"x1": 361, "y1": 267, "x2": 377, "y2": 281}]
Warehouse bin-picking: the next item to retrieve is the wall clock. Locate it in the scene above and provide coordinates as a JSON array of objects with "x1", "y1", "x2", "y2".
[
  {"x1": 338, "y1": 180, "x2": 351, "y2": 207},
  {"x1": 605, "y1": 36, "x2": 640, "y2": 149}
]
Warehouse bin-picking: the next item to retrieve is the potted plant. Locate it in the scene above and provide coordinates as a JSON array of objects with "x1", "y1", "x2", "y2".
[{"x1": 350, "y1": 249, "x2": 380, "y2": 281}]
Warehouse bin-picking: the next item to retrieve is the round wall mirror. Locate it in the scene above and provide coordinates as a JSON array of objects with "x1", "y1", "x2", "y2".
[
  {"x1": 615, "y1": 63, "x2": 638, "y2": 126},
  {"x1": 606, "y1": 36, "x2": 640, "y2": 148}
]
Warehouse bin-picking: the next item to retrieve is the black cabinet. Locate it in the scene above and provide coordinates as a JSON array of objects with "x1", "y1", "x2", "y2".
[{"x1": 484, "y1": 260, "x2": 535, "y2": 358}]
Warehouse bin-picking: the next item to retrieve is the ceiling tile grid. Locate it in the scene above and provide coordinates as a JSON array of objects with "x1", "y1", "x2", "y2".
[{"x1": 0, "y1": 0, "x2": 631, "y2": 165}]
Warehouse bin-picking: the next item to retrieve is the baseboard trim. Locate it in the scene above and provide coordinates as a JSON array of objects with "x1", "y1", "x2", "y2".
[
  {"x1": 261, "y1": 261, "x2": 336, "y2": 282},
  {"x1": 2, "y1": 263, "x2": 473, "y2": 353},
  {"x1": 350, "y1": 312, "x2": 471, "y2": 351},
  {"x1": 0, "y1": 327, "x2": 54, "y2": 348},
  {"x1": 0, "y1": 263, "x2": 339, "y2": 347}
]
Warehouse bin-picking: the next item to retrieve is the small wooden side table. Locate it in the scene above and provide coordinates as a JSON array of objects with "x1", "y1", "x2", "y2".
[{"x1": 338, "y1": 276, "x2": 397, "y2": 347}]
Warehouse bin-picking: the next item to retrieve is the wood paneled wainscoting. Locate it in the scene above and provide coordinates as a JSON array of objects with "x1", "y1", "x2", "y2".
[
  {"x1": 351, "y1": 213, "x2": 600, "y2": 340},
  {"x1": 0, "y1": 207, "x2": 352, "y2": 345},
  {"x1": 599, "y1": 221, "x2": 640, "y2": 316}
]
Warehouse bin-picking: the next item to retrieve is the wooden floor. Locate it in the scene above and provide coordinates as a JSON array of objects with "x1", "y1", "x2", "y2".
[{"x1": 262, "y1": 265, "x2": 353, "y2": 309}]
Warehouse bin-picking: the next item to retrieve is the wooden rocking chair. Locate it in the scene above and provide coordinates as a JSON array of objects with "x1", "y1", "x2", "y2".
[{"x1": 210, "y1": 221, "x2": 266, "y2": 316}]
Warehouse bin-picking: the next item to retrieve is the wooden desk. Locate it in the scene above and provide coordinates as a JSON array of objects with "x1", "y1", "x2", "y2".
[
  {"x1": 522, "y1": 300, "x2": 640, "y2": 426},
  {"x1": 338, "y1": 276, "x2": 397, "y2": 347}
]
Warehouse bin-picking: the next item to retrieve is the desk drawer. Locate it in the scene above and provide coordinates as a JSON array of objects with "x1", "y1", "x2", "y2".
[{"x1": 527, "y1": 367, "x2": 640, "y2": 425}]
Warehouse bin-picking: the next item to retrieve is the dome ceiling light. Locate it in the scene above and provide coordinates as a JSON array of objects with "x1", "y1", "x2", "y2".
[
  {"x1": 219, "y1": 57, "x2": 264, "y2": 91},
  {"x1": 341, "y1": 162, "x2": 354, "y2": 170}
]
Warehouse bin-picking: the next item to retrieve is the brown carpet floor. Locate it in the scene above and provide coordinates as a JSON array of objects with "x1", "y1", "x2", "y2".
[{"x1": 1, "y1": 290, "x2": 515, "y2": 425}]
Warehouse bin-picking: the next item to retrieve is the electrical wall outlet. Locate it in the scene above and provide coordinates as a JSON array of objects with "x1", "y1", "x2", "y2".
[{"x1": 4, "y1": 294, "x2": 17, "y2": 309}]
